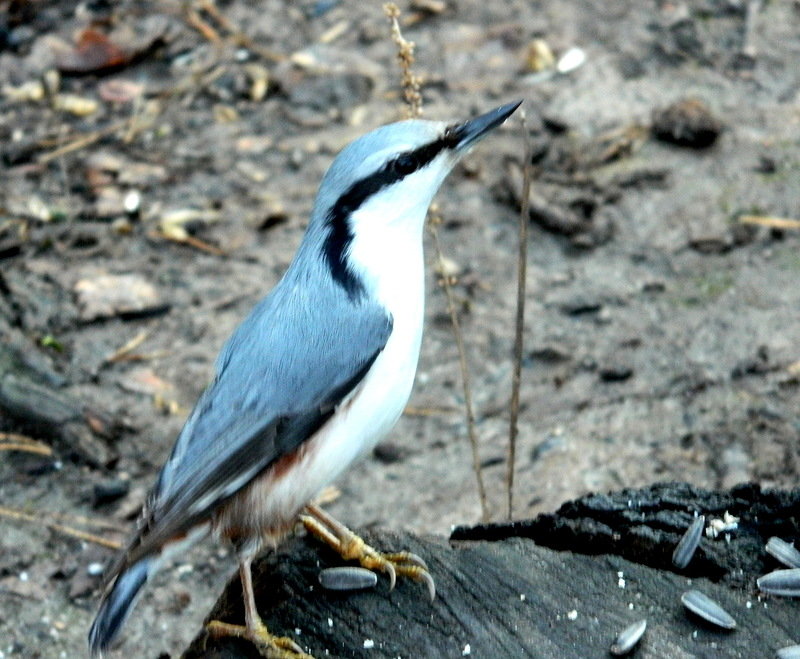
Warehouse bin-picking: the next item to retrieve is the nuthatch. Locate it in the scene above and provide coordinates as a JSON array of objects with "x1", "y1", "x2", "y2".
[{"x1": 89, "y1": 100, "x2": 521, "y2": 656}]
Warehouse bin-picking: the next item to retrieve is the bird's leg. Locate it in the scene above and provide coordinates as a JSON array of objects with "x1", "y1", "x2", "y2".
[
  {"x1": 300, "y1": 503, "x2": 435, "y2": 600},
  {"x1": 206, "y1": 557, "x2": 312, "y2": 659}
]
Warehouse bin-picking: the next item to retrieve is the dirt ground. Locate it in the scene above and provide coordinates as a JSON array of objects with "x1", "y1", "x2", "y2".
[{"x1": 1, "y1": 1, "x2": 799, "y2": 657}]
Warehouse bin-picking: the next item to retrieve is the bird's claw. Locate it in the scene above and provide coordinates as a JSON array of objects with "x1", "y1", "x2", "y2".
[
  {"x1": 206, "y1": 619, "x2": 312, "y2": 659},
  {"x1": 301, "y1": 504, "x2": 436, "y2": 601},
  {"x1": 354, "y1": 546, "x2": 436, "y2": 600}
]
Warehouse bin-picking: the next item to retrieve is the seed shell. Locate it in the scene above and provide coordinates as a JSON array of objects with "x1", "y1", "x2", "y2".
[
  {"x1": 556, "y1": 47, "x2": 586, "y2": 74},
  {"x1": 610, "y1": 618, "x2": 647, "y2": 656},
  {"x1": 680, "y1": 590, "x2": 736, "y2": 629},
  {"x1": 757, "y1": 568, "x2": 800, "y2": 597},
  {"x1": 777, "y1": 645, "x2": 800, "y2": 659},
  {"x1": 672, "y1": 515, "x2": 705, "y2": 569},
  {"x1": 766, "y1": 537, "x2": 800, "y2": 569},
  {"x1": 318, "y1": 566, "x2": 378, "y2": 591}
]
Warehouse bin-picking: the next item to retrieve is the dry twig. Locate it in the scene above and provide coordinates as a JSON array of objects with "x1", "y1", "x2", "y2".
[
  {"x1": 739, "y1": 215, "x2": 800, "y2": 231},
  {"x1": 0, "y1": 505, "x2": 122, "y2": 550},
  {"x1": 0, "y1": 433, "x2": 53, "y2": 456},
  {"x1": 186, "y1": 6, "x2": 222, "y2": 43},
  {"x1": 507, "y1": 113, "x2": 532, "y2": 520},
  {"x1": 104, "y1": 330, "x2": 150, "y2": 365},
  {"x1": 404, "y1": 405, "x2": 459, "y2": 417},
  {"x1": 429, "y1": 215, "x2": 489, "y2": 521},
  {"x1": 150, "y1": 230, "x2": 227, "y2": 255},
  {"x1": 37, "y1": 119, "x2": 129, "y2": 164}
]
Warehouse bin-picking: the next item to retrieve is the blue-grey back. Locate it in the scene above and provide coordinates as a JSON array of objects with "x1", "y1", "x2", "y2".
[{"x1": 148, "y1": 241, "x2": 392, "y2": 534}]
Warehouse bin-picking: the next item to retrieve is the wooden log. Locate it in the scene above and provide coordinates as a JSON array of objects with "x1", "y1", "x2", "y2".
[
  {"x1": 183, "y1": 483, "x2": 800, "y2": 658},
  {"x1": 0, "y1": 338, "x2": 119, "y2": 466}
]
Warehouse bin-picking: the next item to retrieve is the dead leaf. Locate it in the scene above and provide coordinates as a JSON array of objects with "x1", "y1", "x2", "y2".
[
  {"x1": 117, "y1": 367, "x2": 174, "y2": 396},
  {"x1": 74, "y1": 273, "x2": 166, "y2": 321},
  {"x1": 98, "y1": 78, "x2": 145, "y2": 104},
  {"x1": 53, "y1": 28, "x2": 129, "y2": 73},
  {"x1": 51, "y1": 17, "x2": 169, "y2": 74}
]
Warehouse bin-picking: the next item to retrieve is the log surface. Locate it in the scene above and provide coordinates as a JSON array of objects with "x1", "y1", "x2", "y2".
[{"x1": 183, "y1": 483, "x2": 800, "y2": 658}]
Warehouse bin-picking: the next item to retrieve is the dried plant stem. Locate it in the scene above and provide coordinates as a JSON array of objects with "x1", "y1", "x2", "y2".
[
  {"x1": 37, "y1": 118, "x2": 129, "y2": 164},
  {"x1": 507, "y1": 114, "x2": 532, "y2": 520},
  {"x1": 0, "y1": 505, "x2": 122, "y2": 550},
  {"x1": 0, "y1": 432, "x2": 52, "y2": 456},
  {"x1": 739, "y1": 214, "x2": 800, "y2": 230},
  {"x1": 428, "y1": 215, "x2": 489, "y2": 522},
  {"x1": 0, "y1": 443, "x2": 52, "y2": 456},
  {"x1": 104, "y1": 330, "x2": 149, "y2": 365},
  {"x1": 384, "y1": 3, "x2": 423, "y2": 118}
]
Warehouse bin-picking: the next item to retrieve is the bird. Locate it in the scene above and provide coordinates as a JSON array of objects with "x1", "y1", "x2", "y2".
[{"x1": 88, "y1": 99, "x2": 521, "y2": 657}]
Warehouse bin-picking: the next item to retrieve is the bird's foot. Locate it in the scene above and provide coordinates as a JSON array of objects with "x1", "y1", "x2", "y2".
[
  {"x1": 301, "y1": 503, "x2": 435, "y2": 600},
  {"x1": 206, "y1": 618, "x2": 312, "y2": 659}
]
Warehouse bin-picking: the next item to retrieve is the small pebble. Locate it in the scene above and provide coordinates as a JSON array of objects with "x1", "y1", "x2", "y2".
[
  {"x1": 556, "y1": 47, "x2": 586, "y2": 74},
  {"x1": 123, "y1": 190, "x2": 141, "y2": 215},
  {"x1": 651, "y1": 98, "x2": 722, "y2": 149}
]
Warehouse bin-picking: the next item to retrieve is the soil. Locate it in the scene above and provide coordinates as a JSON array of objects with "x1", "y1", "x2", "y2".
[{"x1": 1, "y1": 1, "x2": 799, "y2": 657}]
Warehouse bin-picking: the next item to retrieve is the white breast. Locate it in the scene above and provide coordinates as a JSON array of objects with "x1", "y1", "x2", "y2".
[{"x1": 236, "y1": 198, "x2": 429, "y2": 531}]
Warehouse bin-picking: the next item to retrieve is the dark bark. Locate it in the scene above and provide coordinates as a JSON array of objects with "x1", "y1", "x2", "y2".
[
  {"x1": 0, "y1": 338, "x2": 119, "y2": 466},
  {"x1": 183, "y1": 483, "x2": 800, "y2": 658}
]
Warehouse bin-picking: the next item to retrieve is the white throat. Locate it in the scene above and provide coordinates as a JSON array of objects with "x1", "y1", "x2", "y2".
[{"x1": 345, "y1": 163, "x2": 449, "y2": 314}]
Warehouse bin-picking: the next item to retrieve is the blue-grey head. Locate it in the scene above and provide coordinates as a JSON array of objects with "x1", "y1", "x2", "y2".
[{"x1": 302, "y1": 101, "x2": 522, "y2": 298}]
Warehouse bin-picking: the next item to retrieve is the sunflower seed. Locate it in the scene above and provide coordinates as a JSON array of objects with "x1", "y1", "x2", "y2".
[
  {"x1": 610, "y1": 619, "x2": 647, "y2": 655},
  {"x1": 673, "y1": 515, "x2": 705, "y2": 569},
  {"x1": 680, "y1": 590, "x2": 736, "y2": 629},
  {"x1": 777, "y1": 644, "x2": 800, "y2": 659},
  {"x1": 757, "y1": 568, "x2": 800, "y2": 597},
  {"x1": 766, "y1": 538, "x2": 800, "y2": 569},
  {"x1": 318, "y1": 566, "x2": 378, "y2": 591}
]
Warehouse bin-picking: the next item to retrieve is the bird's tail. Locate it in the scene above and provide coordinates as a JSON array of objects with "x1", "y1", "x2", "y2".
[{"x1": 88, "y1": 556, "x2": 158, "y2": 656}]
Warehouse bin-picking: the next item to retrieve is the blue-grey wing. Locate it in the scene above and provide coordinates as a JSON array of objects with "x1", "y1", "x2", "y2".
[{"x1": 119, "y1": 274, "x2": 392, "y2": 568}]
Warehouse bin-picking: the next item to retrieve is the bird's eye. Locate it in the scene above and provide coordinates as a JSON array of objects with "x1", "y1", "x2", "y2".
[{"x1": 391, "y1": 154, "x2": 417, "y2": 175}]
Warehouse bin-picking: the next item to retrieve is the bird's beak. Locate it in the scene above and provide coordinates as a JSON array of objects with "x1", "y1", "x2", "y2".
[{"x1": 451, "y1": 100, "x2": 523, "y2": 151}]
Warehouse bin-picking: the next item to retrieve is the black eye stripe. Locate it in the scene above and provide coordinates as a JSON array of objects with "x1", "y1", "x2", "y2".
[
  {"x1": 321, "y1": 127, "x2": 463, "y2": 298},
  {"x1": 391, "y1": 153, "x2": 418, "y2": 175}
]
